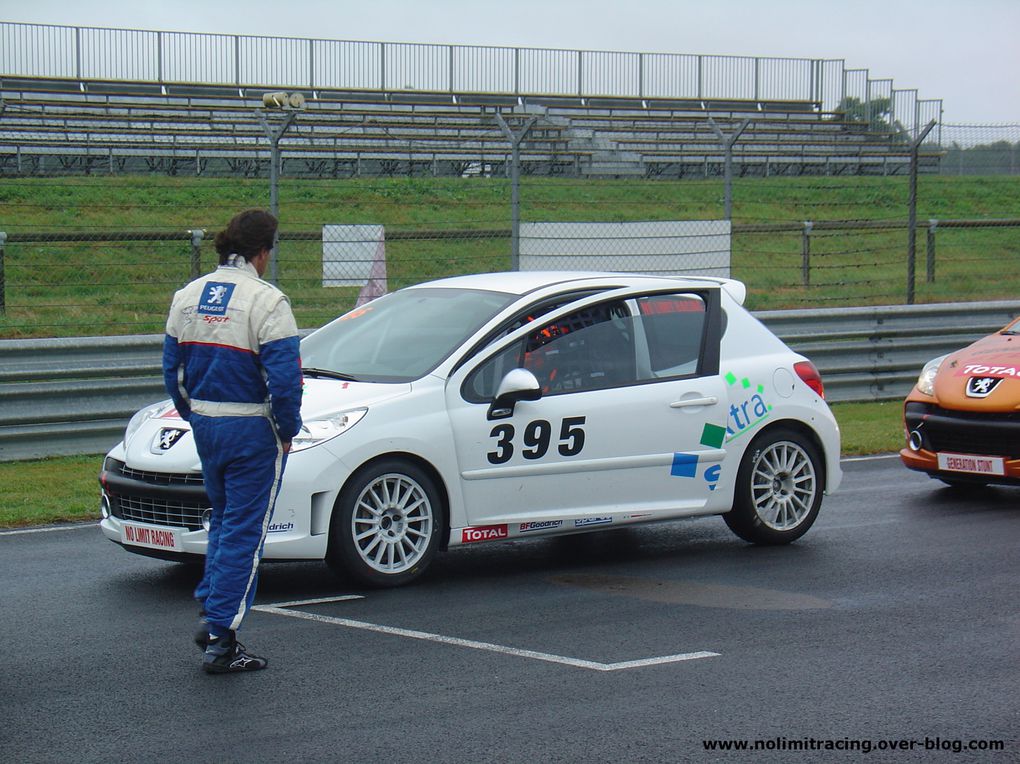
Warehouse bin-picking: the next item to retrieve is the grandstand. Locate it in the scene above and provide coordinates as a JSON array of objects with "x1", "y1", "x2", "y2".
[{"x1": 0, "y1": 22, "x2": 943, "y2": 179}]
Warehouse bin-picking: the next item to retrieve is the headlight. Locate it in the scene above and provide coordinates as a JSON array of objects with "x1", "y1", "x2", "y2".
[
  {"x1": 915, "y1": 355, "x2": 948, "y2": 396},
  {"x1": 124, "y1": 400, "x2": 173, "y2": 446},
  {"x1": 290, "y1": 409, "x2": 367, "y2": 453}
]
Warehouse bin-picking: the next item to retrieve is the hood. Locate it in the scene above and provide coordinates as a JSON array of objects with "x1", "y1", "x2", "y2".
[
  {"x1": 934, "y1": 329, "x2": 1020, "y2": 412},
  {"x1": 298, "y1": 377, "x2": 411, "y2": 419},
  {"x1": 121, "y1": 377, "x2": 411, "y2": 472}
]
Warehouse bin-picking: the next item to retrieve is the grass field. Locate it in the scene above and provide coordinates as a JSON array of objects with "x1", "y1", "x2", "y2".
[
  {"x1": 0, "y1": 174, "x2": 1003, "y2": 526},
  {"x1": 0, "y1": 401, "x2": 903, "y2": 528},
  {"x1": 1, "y1": 174, "x2": 1018, "y2": 337}
]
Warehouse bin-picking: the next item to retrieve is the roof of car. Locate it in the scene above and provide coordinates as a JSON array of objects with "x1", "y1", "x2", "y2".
[{"x1": 408, "y1": 271, "x2": 737, "y2": 297}]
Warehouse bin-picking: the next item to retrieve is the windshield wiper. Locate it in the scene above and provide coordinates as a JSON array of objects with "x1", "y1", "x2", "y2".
[{"x1": 301, "y1": 367, "x2": 361, "y2": 382}]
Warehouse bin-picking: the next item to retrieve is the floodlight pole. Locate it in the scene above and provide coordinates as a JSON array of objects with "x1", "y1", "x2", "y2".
[
  {"x1": 709, "y1": 117, "x2": 750, "y2": 220},
  {"x1": 496, "y1": 112, "x2": 539, "y2": 270},
  {"x1": 906, "y1": 119, "x2": 937, "y2": 304},
  {"x1": 256, "y1": 109, "x2": 298, "y2": 284}
]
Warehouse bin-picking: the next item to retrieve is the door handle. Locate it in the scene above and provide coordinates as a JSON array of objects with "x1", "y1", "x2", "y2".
[{"x1": 670, "y1": 396, "x2": 719, "y2": 408}]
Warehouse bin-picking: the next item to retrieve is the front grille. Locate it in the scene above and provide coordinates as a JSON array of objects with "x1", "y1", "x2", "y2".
[
  {"x1": 927, "y1": 405, "x2": 1020, "y2": 424},
  {"x1": 905, "y1": 402, "x2": 1019, "y2": 458},
  {"x1": 927, "y1": 431, "x2": 1016, "y2": 457},
  {"x1": 929, "y1": 430, "x2": 1014, "y2": 457},
  {"x1": 117, "y1": 463, "x2": 205, "y2": 487},
  {"x1": 115, "y1": 495, "x2": 207, "y2": 531},
  {"x1": 103, "y1": 457, "x2": 209, "y2": 531}
]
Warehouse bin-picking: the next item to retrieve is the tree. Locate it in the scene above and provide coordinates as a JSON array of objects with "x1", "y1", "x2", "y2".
[
  {"x1": 833, "y1": 96, "x2": 906, "y2": 138},
  {"x1": 941, "y1": 139, "x2": 1020, "y2": 175}
]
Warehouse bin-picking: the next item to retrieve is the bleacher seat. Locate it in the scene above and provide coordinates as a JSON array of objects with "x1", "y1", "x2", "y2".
[{"x1": 0, "y1": 76, "x2": 940, "y2": 178}]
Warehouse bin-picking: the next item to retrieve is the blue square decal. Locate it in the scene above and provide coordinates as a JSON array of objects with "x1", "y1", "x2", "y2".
[
  {"x1": 671, "y1": 452, "x2": 698, "y2": 478},
  {"x1": 197, "y1": 282, "x2": 236, "y2": 315}
]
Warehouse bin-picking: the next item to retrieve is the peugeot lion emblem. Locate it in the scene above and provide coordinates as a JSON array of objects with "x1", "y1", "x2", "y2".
[
  {"x1": 152, "y1": 427, "x2": 188, "y2": 453},
  {"x1": 966, "y1": 377, "x2": 1001, "y2": 398}
]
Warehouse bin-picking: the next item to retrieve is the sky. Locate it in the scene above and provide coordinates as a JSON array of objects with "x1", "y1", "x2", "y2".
[{"x1": 1, "y1": 0, "x2": 1018, "y2": 124}]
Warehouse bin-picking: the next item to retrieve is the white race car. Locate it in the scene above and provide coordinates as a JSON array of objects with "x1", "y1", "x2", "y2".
[{"x1": 99, "y1": 271, "x2": 842, "y2": 587}]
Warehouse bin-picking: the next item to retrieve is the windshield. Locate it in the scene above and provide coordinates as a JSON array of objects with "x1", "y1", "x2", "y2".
[
  {"x1": 1004, "y1": 318, "x2": 1020, "y2": 335},
  {"x1": 300, "y1": 287, "x2": 516, "y2": 382}
]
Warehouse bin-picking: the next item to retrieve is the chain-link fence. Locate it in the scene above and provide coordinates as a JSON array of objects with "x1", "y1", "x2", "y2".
[
  {"x1": 1, "y1": 162, "x2": 1018, "y2": 338},
  {"x1": 939, "y1": 124, "x2": 1020, "y2": 175},
  {"x1": 0, "y1": 223, "x2": 514, "y2": 338}
]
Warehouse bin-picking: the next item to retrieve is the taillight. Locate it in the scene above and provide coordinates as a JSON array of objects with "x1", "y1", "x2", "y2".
[{"x1": 794, "y1": 361, "x2": 825, "y2": 399}]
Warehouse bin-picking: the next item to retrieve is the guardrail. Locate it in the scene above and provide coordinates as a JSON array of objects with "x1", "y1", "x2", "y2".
[
  {"x1": 755, "y1": 300, "x2": 1020, "y2": 400},
  {"x1": 1, "y1": 299, "x2": 1018, "y2": 461}
]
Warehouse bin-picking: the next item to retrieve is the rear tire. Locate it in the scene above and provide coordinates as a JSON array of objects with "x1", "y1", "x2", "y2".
[
  {"x1": 326, "y1": 459, "x2": 444, "y2": 588},
  {"x1": 724, "y1": 427, "x2": 824, "y2": 545}
]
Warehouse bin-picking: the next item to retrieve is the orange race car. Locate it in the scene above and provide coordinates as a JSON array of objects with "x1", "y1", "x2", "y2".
[{"x1": 900, "y1": 316, "x2": 1020, "y2": 487}]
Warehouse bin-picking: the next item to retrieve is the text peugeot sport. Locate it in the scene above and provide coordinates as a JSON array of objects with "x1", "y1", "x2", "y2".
[{"x1": 100, "y1": 272, "x2": 842, "y2": 587}]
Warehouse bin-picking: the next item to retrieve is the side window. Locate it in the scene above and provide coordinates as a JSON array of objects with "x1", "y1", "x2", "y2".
[
  {"x1": 463, "y1": 299, "x2": 638, "y2": 400},
  {"x1": 522, "y1": 302, "x2": 637, "y2": 394},
  {"x1": 635, "y1": 293, "x2": 707, "y2": 379},
  {"x1": 462, "y1": 291, "x2": 714, "y2": 402}
]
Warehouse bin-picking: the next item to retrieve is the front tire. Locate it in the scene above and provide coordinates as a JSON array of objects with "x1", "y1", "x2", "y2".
[
  {"x1": 724, "y1": 427, "x2": 824, "y2": 544},
  {"x1": 326, "y1": 459, "x2": 444, "y2": 588}
]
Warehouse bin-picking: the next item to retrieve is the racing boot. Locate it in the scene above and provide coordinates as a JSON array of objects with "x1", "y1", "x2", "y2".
[
  {"x1": 194, "y1": 608, "x2": 210, "y2": 652},
  {"x1": 202, "y1": 631, "x2": 268, "y2": 674}
]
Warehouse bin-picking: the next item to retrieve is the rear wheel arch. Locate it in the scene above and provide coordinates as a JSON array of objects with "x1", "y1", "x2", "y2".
[
  {"x1": 724, "y1": 421, "x2": 827, "y2": 545},
  {"x1": 752, "y1": 418, "x2": 829, "y2": 491}
]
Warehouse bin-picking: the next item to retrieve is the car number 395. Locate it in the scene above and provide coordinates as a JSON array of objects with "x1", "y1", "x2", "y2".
[{"x1": 487, "y1": 416, "x2": 587, "y2": 464}]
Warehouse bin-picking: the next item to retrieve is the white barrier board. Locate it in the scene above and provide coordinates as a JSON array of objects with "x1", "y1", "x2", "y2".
[
  {"x1": 519, "y1": 220, "x2": 730, "y2": 277},
  {"x1": 322, "y1": 224, "x2": 385, "y2": 287}
]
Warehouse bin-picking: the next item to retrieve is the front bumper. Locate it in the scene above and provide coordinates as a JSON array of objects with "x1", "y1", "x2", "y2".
[
  {"x1": 900, "y1": 400, "x2": 1020, "y2": 485},
  {"x1": 99, "y1": 444, "x2": 350, "y2": 560}
]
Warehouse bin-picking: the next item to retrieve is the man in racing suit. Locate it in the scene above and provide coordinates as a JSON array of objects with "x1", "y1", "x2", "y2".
[{"x1": 162, "y1": 209, "x2": 302, "y2": 674}]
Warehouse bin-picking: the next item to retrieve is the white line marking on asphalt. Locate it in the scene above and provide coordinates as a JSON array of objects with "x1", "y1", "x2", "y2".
[
  {"x1": 260, "y1": 595, "x2": 365, "y2": 608},
  {"x1": 841, "y1": 453, "x2": 901, "y2": 463},
  {"x1": 253, "y1": 599, "x2": 719, "y2": 671},
  {"x1": 0, "y1": 523, "x2": 96, "y2": 536}
]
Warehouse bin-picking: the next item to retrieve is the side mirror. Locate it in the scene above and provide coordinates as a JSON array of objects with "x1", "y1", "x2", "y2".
[{"x1": 487, "y1": 368, "x2": 542, "y2": 420}]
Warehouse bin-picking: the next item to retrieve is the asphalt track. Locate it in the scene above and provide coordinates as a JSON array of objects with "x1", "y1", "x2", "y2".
[{"x1": 1, "y1": 456, "x2": 1017, "y2": 763}]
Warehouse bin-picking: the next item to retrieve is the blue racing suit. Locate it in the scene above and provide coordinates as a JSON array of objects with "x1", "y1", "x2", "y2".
[{"x1": 162, "y1": 255, "x2": 302, "y2": 637}]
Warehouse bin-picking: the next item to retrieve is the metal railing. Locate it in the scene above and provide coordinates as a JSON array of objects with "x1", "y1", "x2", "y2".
[
  {"x1": 0, "y1": 21, "x2": 939, "y2": 136},
  {"x1": 2, "y1": 216, "x2": 1015, "y2": 337},
  {"x1": 2, "y1": 300, "x2": 1017, "y2": 461}
]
